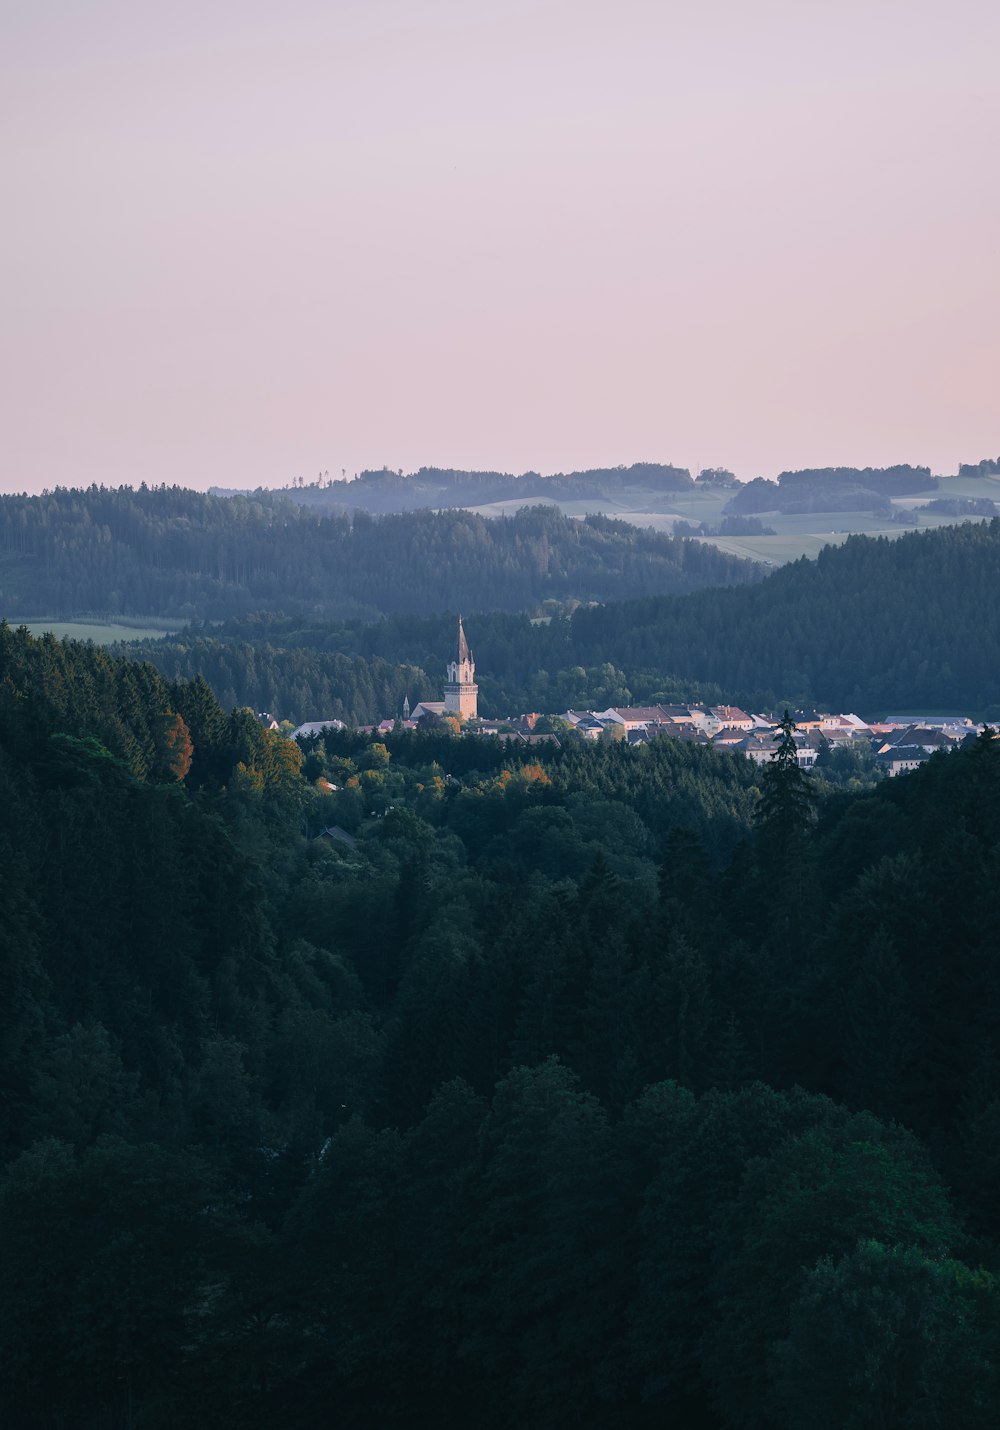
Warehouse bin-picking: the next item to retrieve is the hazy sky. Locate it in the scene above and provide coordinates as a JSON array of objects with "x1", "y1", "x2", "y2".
[{"x1": 3, "y1": 0, "x2": 998, "y2": 493}]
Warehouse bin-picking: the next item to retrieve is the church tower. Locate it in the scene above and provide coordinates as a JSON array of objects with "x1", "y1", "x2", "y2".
[{"x1": 444, "y1": 617, "x2": 478, "y2": 719}]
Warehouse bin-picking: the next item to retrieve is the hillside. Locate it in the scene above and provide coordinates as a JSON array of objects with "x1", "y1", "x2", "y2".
[
  {"x1": 1, "y1": 626, "x2": 999, "y2": 1427},
  {"x1": 217, "y1": 460, "x2": 697, "y2": 513},
  {"x1": 217, "y1": 461, "x2": 1000, "y2": 567},
  {"x1": 0, "y1": 486, "x2": 760, "y2": 622},
  {"x1": 124, "y1": 520, "x2": 1000, "y2": 723}
]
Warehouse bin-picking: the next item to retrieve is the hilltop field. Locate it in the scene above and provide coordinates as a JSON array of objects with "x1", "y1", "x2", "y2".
[
  {"x1": 492, "y1": 469, "x2": 1000, "y2": 557},
  {"x1": 435, "y1": 473, "x2": 1000, "y2": 565},
  {"x1": 220, "y1": 461, "x2": 1000, "y2": 566}
]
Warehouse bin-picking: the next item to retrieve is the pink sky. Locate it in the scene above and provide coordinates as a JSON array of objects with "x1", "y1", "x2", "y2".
[{"x1": 3, "y1": 0, "x2": 998, "y2": 493}]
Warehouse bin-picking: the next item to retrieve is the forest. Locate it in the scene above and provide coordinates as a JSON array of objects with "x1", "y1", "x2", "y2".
[
  {"x1": 1, "y1": 623, "x2": 998, "y2": 1427},
  {"x1": 123, "y1": 520, "x2": 1000, "y2": 723},
  {"x1": 0, "y1": 487, "x2": 758, "y2": 621},
  {"x1": 725, "y1": 465, "x2": 937, "y2": 517}
]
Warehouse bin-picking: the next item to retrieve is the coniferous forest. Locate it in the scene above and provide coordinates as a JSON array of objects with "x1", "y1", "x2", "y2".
[
  {"x1": 1, "y1": 622, "x2": 999, "y2": 1428},
  {"x1": 124, "y1": 519, "x2": 1000, "y2": 722},
  {"x1": 0, "y1": 488, "x2": 758, "y2": 621}
]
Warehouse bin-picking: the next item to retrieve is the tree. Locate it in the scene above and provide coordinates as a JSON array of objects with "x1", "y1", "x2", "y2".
[
  {"x1": 755, "y1": 710, "x2": 817, "y2": 843},
  {"x1": 155, "y1": 710, "x2": 194, "y2": 781},
  {"x1": 775, "y1": 1241, "x2": 1000, "y2": 1429}
]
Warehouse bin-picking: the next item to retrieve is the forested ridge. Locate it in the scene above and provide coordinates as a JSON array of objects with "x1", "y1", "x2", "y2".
[
  {"x1": 125, "y1": 520, "x2": 1000, "y2": 722},
  {"x1": 235, "y1": 460, "x2": 698, "y2": 514},
  {"x1": 1, "y1": 625, "x2": 999, "y2": 1427},
  {"x1": 0, "y1": 486, "x2": 758, "y2": 621},
  {"x1": 214, "y1": 460, "x2": 942, "y2": 517}
]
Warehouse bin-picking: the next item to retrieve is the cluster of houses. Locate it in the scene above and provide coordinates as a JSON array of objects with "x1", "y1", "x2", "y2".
[
  {"x1": 288, "y1": 703, "x2": 986, "y2": 779},
  {"x1": 279, "y1": 622, "x2": 989, "y2": 778},
  {"x1": 555, "y1": 705, "x2": 985, "y2": 777}
]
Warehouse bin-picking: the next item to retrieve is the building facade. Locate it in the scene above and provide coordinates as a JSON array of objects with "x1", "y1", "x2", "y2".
[{"x1": 444, "y1": 617, "x2": 478, "y2": 719}]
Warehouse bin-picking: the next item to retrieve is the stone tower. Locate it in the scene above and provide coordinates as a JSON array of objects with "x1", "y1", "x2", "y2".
[{"x1": 444, "y1": 617, "x2": 478, "y2": 719}]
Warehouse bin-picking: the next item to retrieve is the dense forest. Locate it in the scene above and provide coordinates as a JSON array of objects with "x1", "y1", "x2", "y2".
[
  {"x1": 1, "y1": 624, "x2": 998, "y2": 1427},
  {"x1": 0, "y1": 487, "x2": 758, "y2": 621},
  {"x1": 959, "y1": 455, "x2": 1000, "y2": 478},
  {"x1": 125, "y1": 521, "x2": 1000, "y2": 722},
  {"x1": 726, "y1": 465, "x2": 937, "y2": 516}
]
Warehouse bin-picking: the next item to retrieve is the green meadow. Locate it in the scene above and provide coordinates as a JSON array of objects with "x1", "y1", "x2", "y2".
[
  {"x1": 459, "y1": 474, "x2": 1000, "y2": 566},
  {"x1": 16, "y1": 617, "x2": 179, "y2": 644}
]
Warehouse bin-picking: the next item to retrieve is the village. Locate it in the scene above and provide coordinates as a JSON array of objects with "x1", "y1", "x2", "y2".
[{"x1": 280, "y1": 619, "x2": 989, "y2": 779}]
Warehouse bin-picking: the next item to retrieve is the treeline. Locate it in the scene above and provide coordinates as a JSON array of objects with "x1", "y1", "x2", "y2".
[
  {"x1": 0, "y1": 486, "x2": 759, "y2": 620},
  {"x1": 217, "y1": 460, "x2": 697, "y2": 513},
  {"x1": 958, "y1": 455, "x2": 1000, "y2": 478},
  {"x1": 216, "y1": 460, "x2": 944, "y2": 518},
  {"x1": 727, "y1": 464, "x2": 936, "y2": 516},
  {"x1": 124, "y1": 521, "x2": 1000, "y2": 721},
  {"x1": 1, "y1": 628, "x2": 998, "y2": 1426},
  {"x1": 123, "y1": 611, "x2": 729, "y2": 725},
  {"x1": 570, "y1": 518, "x2": 1000, "y2": 712}
]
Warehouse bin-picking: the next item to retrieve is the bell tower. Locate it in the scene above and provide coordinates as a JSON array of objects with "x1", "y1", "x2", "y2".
[{"x1": 444, "y1": 617, "x2": 478, "y2": 719}]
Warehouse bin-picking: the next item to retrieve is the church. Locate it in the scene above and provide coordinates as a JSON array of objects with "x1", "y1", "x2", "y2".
[{"x1": 408, "y1": 617, "x2": 478, "y2": 722}]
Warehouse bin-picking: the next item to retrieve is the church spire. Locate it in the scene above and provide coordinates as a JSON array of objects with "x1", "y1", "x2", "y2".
[{"x1": 444, "y1": 616, "x2": 478, "y2": 719}]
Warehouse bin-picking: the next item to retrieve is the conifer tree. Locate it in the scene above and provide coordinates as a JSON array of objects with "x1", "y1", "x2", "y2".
[{"x1": 755, "y1": 710, "x2": 817, "y2": 844}]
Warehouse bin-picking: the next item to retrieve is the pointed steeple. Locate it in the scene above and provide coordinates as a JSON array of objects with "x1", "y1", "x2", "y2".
[
  {"x1": 445, "y1": 616, "x2": 478, "y2": 719},
  {"x1": 402, "y1": 694, "x2": 410, "y2": 720}
]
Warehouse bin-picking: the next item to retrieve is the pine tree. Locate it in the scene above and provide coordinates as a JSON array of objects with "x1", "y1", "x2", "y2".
[{"x1": 755, "y1": 710, "x2": 817, "y2": 845}]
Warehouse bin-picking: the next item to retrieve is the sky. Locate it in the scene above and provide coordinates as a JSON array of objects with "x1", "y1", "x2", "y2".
[{"x1": 3, "y1": 0, "x2": 998, "y2": 493}]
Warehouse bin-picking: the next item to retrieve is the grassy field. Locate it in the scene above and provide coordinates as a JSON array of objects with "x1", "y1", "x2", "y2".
[
  {"x1": 458, "y1": 476, "x2": 1000, "y2": 566},
  {"x1": 15, "y1": 618, "x2": 179, "y2": 644}
]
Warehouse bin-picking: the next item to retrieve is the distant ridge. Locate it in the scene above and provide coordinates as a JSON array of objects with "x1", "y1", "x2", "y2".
[{"x1": 0, "y1": 488, "x2": 761, "y2": 623}]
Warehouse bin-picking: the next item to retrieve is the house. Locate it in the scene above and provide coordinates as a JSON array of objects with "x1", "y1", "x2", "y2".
[
  {"x1": 316, "y1": 825, "x2": 358, "y2": 850},
  {"x1": 819, "y1": 713, "x2": 871, "y2": 733},
  {"x1": 880, "y1": 725, "x2": 959, "y2": 755},
  {"x1": 713, "y1": 725, "x2": 750, "y2": 749},
  {"x1": 256, "y1": 711, "x2": 280, "y2": 731},
  {"x1": 736, "y1": 729, "x2": 818, "y2": 768},
  {"x1": 597, "y1": 706, "x2": 670, "y2": 732},
  {"x1": 512, "y1": 712, "x2": 542, "y2": 733},
  {"x1": 882, "y1": 714, "x2": 973, "y2": 732},
  {"x1": 563, "y1": 711, "x2": 607, "y2": 739},
  {"x1": 598, "y1": 705, "x2": 701, "y2": 733},
  {"x1": 654, "y1": 704, "x2": 703, "y2": 726},
  {"x1": 789, "y1": 710, "x2": 830, "y2": 731},
  {"x1": 669, "y1": 726, "x2": 712, "y2": 745},
  {"x1": 293, "y1": 718, "x2": 345, "y2": 740},
  {"x1": 876, "y1": 748, "x2": 931, "y2": 778},
  {"x1": 709, "y1": 705, "x2": 754, "y2": 731},
  {"x1": 737, "y1": 731, "x2": 781, "y2": 765}
]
